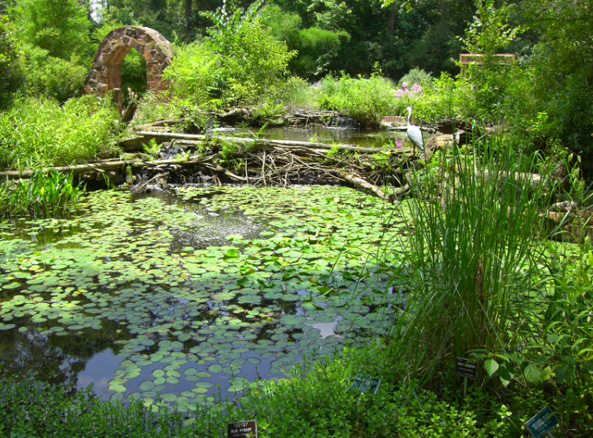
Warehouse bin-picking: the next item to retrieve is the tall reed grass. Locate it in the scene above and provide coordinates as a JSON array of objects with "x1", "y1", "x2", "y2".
[{"x1": 392, "y1": 135, "x2": 556, "y2": 383}]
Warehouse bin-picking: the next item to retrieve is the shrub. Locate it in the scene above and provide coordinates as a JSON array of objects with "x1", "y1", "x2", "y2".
[
  {"x1": 213, "y1": 19, "x2": 296, "y2": 105},
  {"x1": 399, "y1": 68, "x2": 432, "y2": 88},
  {"x1": 529, "y1": 240, "x2": 593, "y2": 434},
  {"x1": 11, "y1": 0, "x2": 91, "y2": 61},
  {"x1": 392, "y1": 72, "x2": 475, "y2": 125},
  {"x1": 288, "y1": 27, "x2": 350, "y2": 80},
  {"x1": 0, "y1": 96, "x2": 121, "y2": 171},
  {"x1": 319, "y1": 73, "x2": 396, "y2": 127},
  {"x1": 0, "y1": 14, "x2": 21, "y2": 108},
  {"x1": 163, "y1": 40, "x2": 223, "y2": 107},
  {"x1": 164, "y1": 0, "x2": 297, "y2": 108},
  {"x1": 16, "y1": 44, "x2": 87, "y2": 103},
  {"x1": 262, "y1": 76, "x2": 319, "y2": 111},
  {"x1": 130, "y1": 92, "x2": 189, "y2": 128}
]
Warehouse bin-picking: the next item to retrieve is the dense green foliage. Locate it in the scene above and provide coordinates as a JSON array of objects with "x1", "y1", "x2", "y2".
[
  {"x1": 1, "y1": 0, "x2": 591, "y2": 152},
  {"x1": 0, "y1": 14, "x2": 21, "y2": 108},
  {"x1": 318, "y1": 73, "x2": 396, "y2": 127},
  {"x1": 11, "y1": 0, "x2": 91, "y2": 60},
  {"x1": 0, "y1": 96, "x2": 121, "y2": 170},
  {"x1": 518, "y1": 0, "x2": 593, "y2": 153},
  {"x1": 0, "y1": 170, "x2": 83, "y2": 219},
  {"x1": 165, "y1": 0, "x2": 295, "y2": 107},
  {"x1": 386, "y1": 136, "x2": 593, "y2": 434},
  {"x1": 15, "y1": 45, "x2": 88, "y2": 103}
]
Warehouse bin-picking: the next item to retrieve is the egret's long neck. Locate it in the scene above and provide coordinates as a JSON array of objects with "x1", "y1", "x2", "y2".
[{"x1": 407, "y1": 109, "x2": 412, "y2": 126}]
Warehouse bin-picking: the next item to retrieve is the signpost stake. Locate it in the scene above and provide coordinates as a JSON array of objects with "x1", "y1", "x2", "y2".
[
  {"x1": 525, "y1": 406, "x2": 558, "y2": 438},
  {"x1": 463, "y1": 376, "x2": 468, "y2": 398},
  {"x1": 455, "y1": 357, "x2": 477, "y2": 398}
]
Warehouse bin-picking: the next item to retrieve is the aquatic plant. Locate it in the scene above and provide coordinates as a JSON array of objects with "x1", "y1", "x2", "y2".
[
  {"x1": 0, "y1": 343, "x2": 542, "y2": 437},
  {"x1": 391, "y1": 134, "x2": 555, "y2": 384},
  {"x1": 0, "y1": 170, "x2": 84, "y2": 220}
]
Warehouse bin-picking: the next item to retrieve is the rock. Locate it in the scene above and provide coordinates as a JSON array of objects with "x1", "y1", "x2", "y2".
[
  {"x1": 425, "y1": 134, "x2": 454, "y2": 152},
  {"x1": 550, "y1": 200, "x2": 578, "y2": 212}
]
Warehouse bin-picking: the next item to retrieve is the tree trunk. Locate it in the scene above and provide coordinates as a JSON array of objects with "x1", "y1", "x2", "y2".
[
  {"x1": 388, "y1": 3, "x2": 397, "y2": 36},
  {"x1": 185, "y1": 0, "x2": 193, "y2": 39}
]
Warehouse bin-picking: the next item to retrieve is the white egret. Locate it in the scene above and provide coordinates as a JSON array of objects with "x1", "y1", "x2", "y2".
[{"x1": 406, "y1": 106, "x2": 424, "y2": 154}]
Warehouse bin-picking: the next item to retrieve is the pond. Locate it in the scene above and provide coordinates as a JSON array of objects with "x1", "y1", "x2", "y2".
[{"x1": 0, "y1": 185, "x2": 408, "y2": 412}]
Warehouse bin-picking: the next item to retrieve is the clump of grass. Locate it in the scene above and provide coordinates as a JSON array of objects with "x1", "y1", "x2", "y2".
[
  {"x1": 392, "y1": 132, "x2": 556, "y2": 384},
  {"x1": 0, "y1": 170, "x2": 84, "y2": 219}
]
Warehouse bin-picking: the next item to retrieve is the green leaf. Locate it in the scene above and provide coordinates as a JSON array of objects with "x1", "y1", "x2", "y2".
[
  {"x1": 523, "y1": 363, "x2": 541, "y2": 384},
  {"x1": 556, "y1": 364, "x2": 574, "y2": 383},
  {"x1": 224, "y1": 248, "x2": 241, "y2": 258},
  {"x1": 541, "y1": 366, "x2": 554, "y2": 381},
  {"x1": 484, "y1": 359, "x2": 499, "y2": 377}
]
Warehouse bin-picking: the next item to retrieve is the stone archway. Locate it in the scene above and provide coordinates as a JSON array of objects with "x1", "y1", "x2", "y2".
[{"x1": 85, "y1": 26, "x2": 173, "y2": 105}]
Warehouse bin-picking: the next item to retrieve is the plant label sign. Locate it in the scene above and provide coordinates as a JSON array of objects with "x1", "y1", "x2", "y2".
[
  {"x1": 455, "y1": 357, "x2": 477, "y2": 379},
  {"x1": 526, "y1": 406, "x2": 558, "y2": 438},
  {"x1": 351, "y1": 374, "x2": 381, "y2": 394},
  {"x1": 227, "y1": 420, "x2": 257, "y2": 438}
]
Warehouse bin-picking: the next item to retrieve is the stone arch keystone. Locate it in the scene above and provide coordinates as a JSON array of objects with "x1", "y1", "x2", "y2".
[{"x1": 85, "y1": 26, "x2": 173, "y2": 103}]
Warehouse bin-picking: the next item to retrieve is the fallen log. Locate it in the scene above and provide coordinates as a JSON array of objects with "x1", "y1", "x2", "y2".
[
  {"x1": 332, "y1": 170, "x2": 390, "y2": 201},
  {"x1": 0, "y1": 157, "x2": 211, "y2": 179},
  {"x1": 132, "y1": 118, "x2": 185, "y2": 131},
  {"x1": 134, "y1": 130, "x2": 410, "y2": 155}
]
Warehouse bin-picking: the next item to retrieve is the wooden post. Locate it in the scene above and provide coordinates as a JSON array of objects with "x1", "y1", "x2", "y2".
[{"x1": 460, "y1": 53, "x2": 517, "y2": 76}]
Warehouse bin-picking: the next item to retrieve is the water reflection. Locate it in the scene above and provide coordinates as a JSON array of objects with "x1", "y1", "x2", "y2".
[{"x1": 214, "y1": 126, "x2": 406, "y2": 148}]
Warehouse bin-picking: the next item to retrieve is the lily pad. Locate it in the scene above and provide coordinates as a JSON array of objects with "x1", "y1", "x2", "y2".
[
  {"x1": 139, "y1": 381, "x2": 155, "y2": 391},
  {"x1": 208, "y1": 364, "x2": 223, "y2": 373}
]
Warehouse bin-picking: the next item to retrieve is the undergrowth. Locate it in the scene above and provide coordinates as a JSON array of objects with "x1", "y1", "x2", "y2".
[
  {"x1": 0, "y1": 95, "x2": 121, "y2": 171},
  {"x1": 387, "y1": 131, "x2": 593, "y2": 436}
]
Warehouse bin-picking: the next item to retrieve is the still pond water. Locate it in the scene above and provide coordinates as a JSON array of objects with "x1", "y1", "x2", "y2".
[
  {"x1": 212, "y1": 125, "x2": 410, "y2": 148},
  {"x1": 0, "y1": 185, "x2": 406, "y2": 411}
]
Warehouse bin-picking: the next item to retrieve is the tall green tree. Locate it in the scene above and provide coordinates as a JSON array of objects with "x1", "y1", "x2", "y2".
[
  {"x1": 12, "y1": 0, "x2": 92, "y2": 61},
  {"x1": 273, "y1": 0, "x2": 477, "y2": 78},
  {"x1": 0, "y1": 14, "x2": 22, "y2": 106},
  {"x1": 519, "y1": 0, "x2": 593, "y2": 151}
]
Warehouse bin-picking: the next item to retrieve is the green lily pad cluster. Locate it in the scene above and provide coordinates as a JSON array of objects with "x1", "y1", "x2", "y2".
[{"x1": 0, "y1": 185, "x2": 407, "y2": 410}]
